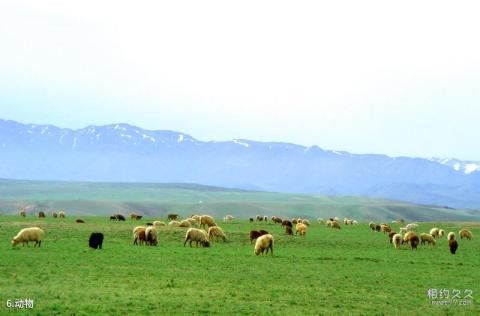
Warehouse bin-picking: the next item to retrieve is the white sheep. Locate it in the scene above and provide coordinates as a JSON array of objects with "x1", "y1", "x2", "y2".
[
  {"x1": 12, "y1": 227, "x2": 45, "y2": 247},
  {"x1": 429, "y1": 228, "x2": 440, "y2": 238},
  {"x1": 405, "y1": 223, "x2": 418, "y2": 231},
  {"x1": 145, "y1": 226, "x2": 158, "y2": 246},
  {"x1": 223, "y1": 215, "x2": 234, "y2": 222},
  {"x1": 168, "y1": 220, "x2": 180, "y2": 227},
  {"x1": 296, "y1": 223, "x2": 308, "y2": 236},
  {"x1": 208, "y1": 226, "x2": 227, "y2": 242},
  {"x1": 447, "y1": 232, "x2": 456, "y2": 241},
  {"x1": 58, "y1": 211, "x2": 65, "y2": 218},
  {"x1": 438, "y1": 229, "x2": 445, "y2": 238},
  {"x1": 352, "y1": 220, "x2": 358, "y2": 225},
  {"x1": 153, "y1": 221, "x2": 166, "y2": 227},
  {"x1": 178, "y1": 220, "x2": 192, "y2": 228},
  {"x1": 392, "y1": 233, "x2": 402, "y2": 250},
  {"x1": 184, "y1": 228, "x2": 210, "y2": 247},
  {"x1": 254, "y1": 234, "x2": 274, "y2": 256},
  {"x1": 317, "y1": 218, "x2": 324, "y2": 224},
  {"x1": 399, "y1": 227, "x2": 407, "y2": 234}
]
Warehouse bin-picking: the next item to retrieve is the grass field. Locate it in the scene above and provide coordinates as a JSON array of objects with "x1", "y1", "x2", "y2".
[
  {"x1": 1, "y1": 179, "x2": 479, "y2": 222},
  {"x1": 1, "y1": 215, "x2": 479, "y2": 315}
]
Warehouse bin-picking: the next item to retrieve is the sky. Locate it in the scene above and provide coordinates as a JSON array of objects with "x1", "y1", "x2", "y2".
[{"x1": 1, "y1": 1, "x2": 479, "y2": 160}]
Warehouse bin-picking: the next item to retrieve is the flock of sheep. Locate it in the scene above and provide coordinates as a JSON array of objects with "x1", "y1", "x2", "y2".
[
  {"x1": 10, "y1": 210, "x2": 474, "y2": 257},
  {"x1": 368, "y1": 220, "x2": 474, "y2": 254}
]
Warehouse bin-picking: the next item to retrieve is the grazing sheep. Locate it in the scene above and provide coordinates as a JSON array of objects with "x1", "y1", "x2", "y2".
[
  {"x1": 410, "y1": 235, "x2": 419, "y2": 250},
  {"x1": 380, "y1": 224, "x2": 392, "y2": 233},
  {"x1": 438, "y1": 229, "x2": 445, "y2": 238},
  {"x1": 167, "y1": 214, "x2": 179, "y2": 221},
  {"x1": 146, "y1": 223, "x2": 153, "y2": 226},
  {"x1": 254, "y1": 234, "x2": 274, "y2": 256},
  {"x1": 145, "y1": 227, "x2": 158, "y2": 246},
  {"x1": 12, "y1": 227, "x2": 45, "y2": 247},
  {"x1": 271, "y1": 216, "x2": 283, "y2": 224},
  {"x1": 369, "y1": 222, "x2": 376, "y2": 231},
  {"x1": 19, "y1": 210, "x2": 26, "y2": 217},
  {"x1": 333, "y1": 217, "x2": 339, "y2": 222},
  {"x1": 256, "y1": 215, "x2": 263, "y2": 221},
  {"x1": 282, "y1": 220, "x2": 293, "y2": 228},
  {"x1": 406, "y1": 223, "x2": 418, "y2": 231},
  {"x1": 343, "y1": 218, "x2": 349, "y2": 225},
  {"x1": 301, "y1": 219, "x2": 311, "y2": 227},
  {"x1": 132, "y1": 214, "x2": 143, "y2": 220},
  {"x1": 400, "y1": 227, "x2": 407, "y2": 234},
  {"x1": 292, "y1": 219, "x2": 298, "y2": 224},
  {"x1": 178, "y1": 220, "x2": 192, "y2": 228},
  {"x1": 447, "y1": 232, "x2": 456, "y2": 241},
  {"x1": 296, "y1": 223, "x2": 308, "y2": 236},
  {"x1": 168, "y1": 220, "x2": 180, "y2": 227},
  {"x1": 285, "y1": 226, "x2": 293, "y2": 235},
  {"x1": 58, "y1": 211, "x2": 65, "y2": 218},
  {"x1": 352, "y1": 220, "x2": 358, "y2": 225},
  {"x1": 429, "y1": 228, "x2": 440, "y2": 238},
  {"x1": 184, "y1": 228, "x2": 210, "y2": 248},
  {"x1": 185, "y1": 218, "x2": 197, "y2": 227},
  {"x1": 89, "y1": 232, "x2": 104, "y2": 249},
  {"x1": 110, "y1": 214, "x2": 126, "y2": 221},
  {"x1": 375, "y1": 225, "x2": 381, "y2": 232},
  {"x1": 38, "y1": 211, "x2": 46, "y2": 218},
  {"x1": 223, "y1": 215, "x2": 234, "y2": 222},
  {"x1": 249, "y1": 230, "x2": 268, "y2": 243},
  {"x1": 133, "y1": 226, "x2": 147, "y2": 245},
  {"x1": 249, "y1": 218, "x2": 254, "y2": 223},
  {"x1": 459, "y1": 229, "x2": 473, "y2": 240},
  {"x1": 420, "y1": 233, "x2": 436, "y2": 246},
  {"x1": 75, "y1": 219, "x2": 85, "y2": 223},
  {"x1": 153, "y1": 220, "x2": 166, "y2": 227},
  {"x1": 208, "y1": 226, "x2": 227, "y2": 242},
  {"x1": 449, "y1": 239, "x2": 458, "y2": 254},
  {"x1": 263, "y1": 216, "x2": 268, "y2": 222},
  {"x1": 388, "y1": 232, "x2": 397, "y2": 243},
  {"x1": 392, "y1": 233, "x2": 402, "y2": 250},
  {"x1": 330, "y1": 221, "x2": 341, "y2": 230},
  {"x1": 199, "y1": 215, "x2": 216, "y2": 229},
  {"x1": 190, "y1": 215, "x2": 201, "y2": 223},
  {"x1": 52, "y1": 211, "x2": 58, "y2": 218},
  {"x1": 403, "y1": 231, "x2": 417, "y2": 244},
  {"x1": 317, "y1": 218, "x2": 324, "y2": 224}
]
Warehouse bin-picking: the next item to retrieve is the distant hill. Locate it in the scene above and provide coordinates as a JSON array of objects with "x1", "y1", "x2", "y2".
[
  {"x1": 1, "y1": 118, "x2": 480, "y2": 208},
  {"x1": 0, "y1": 179, "x2": 479, "y2": 222}
]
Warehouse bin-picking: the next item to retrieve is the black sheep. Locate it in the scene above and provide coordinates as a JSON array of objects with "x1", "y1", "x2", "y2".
[{"x1": 89, "y1": 232, "x2": 104, "y2": 249}]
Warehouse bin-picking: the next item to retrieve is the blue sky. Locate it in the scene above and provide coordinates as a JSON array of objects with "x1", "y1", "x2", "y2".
[{"x1": 1, "y1": 1, "x2": 479, "y2": 160}]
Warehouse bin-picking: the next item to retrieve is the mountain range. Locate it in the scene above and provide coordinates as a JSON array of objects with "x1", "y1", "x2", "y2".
[{"x1": 0, "y1": 118, "x2": 479, "y2": 208}]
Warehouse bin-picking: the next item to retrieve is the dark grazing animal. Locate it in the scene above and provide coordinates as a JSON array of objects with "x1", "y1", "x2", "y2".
[
  {"x1": 110, "y1": 214, "x2": 126, "y2": 221},
  {"x1": 249, "y1": 218, "x2": 254, "y2": 223},
  {"x1": 388, "y1": 232, "x2": 397, "y2": 243},
  {"x1": 249, "y1": 230, "x2": 269, "y2": 243},
  {"x1": 167, "y1": 214, "x2": 179, "y2": 221},
  {"x1": 38, "y1": 211, "x2": 46, "y2": 218},
  {"x1": 375, "y1": 225, "x2": 381, "y2": 232},
  {"x1": 410, "y1": 236, "x2": 419, "y2": 250},
  {"x1": 89, "y1": 232, "x2": 104, "y2": 249},
  {"x1": 146, "y1": 223, "x2": 153, "y2": 226},
  {"x1": 282, "y1": 220, "x2": 293, "y2": 228},
  {"x1": 285, "y1": 226, "x2": 293, "y2": 235},
  {"x1": 449, "y1": 239, "x2": 458, "y2": 254},
  {"x1": 75, "y1": 219, "x2": 85, "y2": 223}
]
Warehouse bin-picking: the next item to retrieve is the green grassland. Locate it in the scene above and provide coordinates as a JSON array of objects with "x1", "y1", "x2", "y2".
[
  {"x1": 1, "y1": 215, "x2": 479, "y2": 315},
  {"x1": 1, "y1": 179, "x2": 479, "y2": 221}
]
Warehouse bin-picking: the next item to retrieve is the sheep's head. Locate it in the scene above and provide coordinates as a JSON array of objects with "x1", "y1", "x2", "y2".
[
  {"x1": 202, "y1": 240, "x2": 210, "y2": 248},
  {"x1": 11, "y1": 238, "x2": 20, "y2": 247}
]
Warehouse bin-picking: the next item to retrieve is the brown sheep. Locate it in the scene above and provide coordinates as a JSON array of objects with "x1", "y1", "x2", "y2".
[
  {"x1": 256, "y1": 215, "x2": 263, "y2": 221},
  {"x1": 38, "y1": 211, "x2": 46, "y2": 218},
  {"x1": 249, "y1": 230, "x2": 268, "y2": 243},
  {"x1": 167, "y1": 214, "x2": 179, "y2": 221},
  {"x1": 388, "y1": 232, "x2": 397, "y2": 243},
  {"x1": 282, "y1": 220, "x2": 293, "y2": 228},
  {"x1": 449, "y1": 239, "x2": 458, "y2": 254},
  {"x1": 410, "y1": 235, "x2": 419, "y2": 250},
  {"x1": 403, "y1": 231, "x2": 417, "y2": 244},
  {"x1": 133, "y1": 226, "x2": 147, "y2": 245},
  {"x1": 285, "y1": 226, "x2": 293, "y2": 235},
  {"x1": 375, "y1": 225, "x2": 381, "y2": 232},
  {"x1": 420, "y1": 233, "x2": 436, "y2": 246},
  {"x1": 199, "y1": 215, "x2": 216, "y2": 229},
  {"x1": 380, "y1": 224, "x2": 392, "y2": 233},
  {"x1": 459, "y1": 229, "x2": 473, "y2": 240},
  {"x1": 368, "y1": 222, "x2": 376, "y2": 231}
]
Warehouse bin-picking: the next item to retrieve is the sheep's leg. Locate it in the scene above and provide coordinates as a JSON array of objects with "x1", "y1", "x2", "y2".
[{"x1": 184, "y1": 237, "x2": 189, "y2": 247}]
